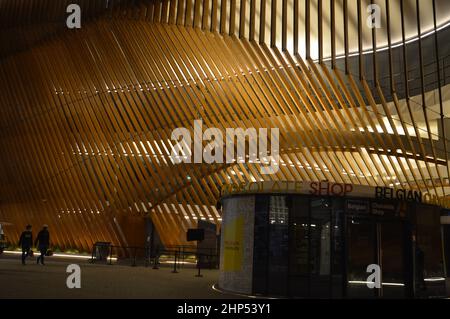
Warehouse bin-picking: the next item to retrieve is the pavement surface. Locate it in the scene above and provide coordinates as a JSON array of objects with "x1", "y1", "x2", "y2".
[{"x1": 0, "y1": 255, "x2": 240, "y2": 299}]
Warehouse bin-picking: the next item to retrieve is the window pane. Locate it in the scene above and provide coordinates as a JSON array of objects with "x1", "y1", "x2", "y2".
[
  {"x1": 309, "y1": 198, "x2": 331, "y2": 298},
  {"x1": 289, "y1": 196, "x2": 309, "y2": 297},
  {"x1": 267, "y1": 196, "x2": 289, "y2": 296},
  {"x1": 415, "y1": 205, "x2": 446, "y2": 297},
  {"x1": 252, "y1": 195, "x2": 270, "y2": 295},
  {"x1": 331, "y1": 198, "x2": 345, "y2": 298}
]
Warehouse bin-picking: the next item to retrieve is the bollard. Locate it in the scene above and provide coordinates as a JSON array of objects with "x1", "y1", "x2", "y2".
[
  {"x1": 90, "y1": 245, "x2": 95, "y2": 264},
  {"x1": 146, "y1": 244, "x2": 152, "y2": 267},
  {"x1": 172, "y1": 251, "x2": 178, "y2": 273},
  {"x1": 153, "y1": 246, "x2": 160, "y2": 269},
  {"x1": 145, "y1": 246, "x2": 149, "y2": 268},
  {"x1": 195, "y1": 257, "x2": 203, "y2": 278},
  {"x1": 109, "y1": 245, "x2": 113, "y2": 265},
  {"x1": 181, "y1": 246, "x2": 184, "y2": 269},
  {"x1": 131, "y1": 247, "x2": 137, "y2": 267},
  {"x1": 152, "y1": 254, "x2": 159, "y2": 269}
]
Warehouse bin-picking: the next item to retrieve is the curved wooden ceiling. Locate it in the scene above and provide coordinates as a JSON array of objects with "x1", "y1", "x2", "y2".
[{"x1": 0, "y1": 0, "x2": 449, "y2": 251}]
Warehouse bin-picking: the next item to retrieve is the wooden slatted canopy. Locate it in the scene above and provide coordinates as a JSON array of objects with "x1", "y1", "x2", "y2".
[{"x1": 0, "y1": 0, "x2": 449, "y2": 252}]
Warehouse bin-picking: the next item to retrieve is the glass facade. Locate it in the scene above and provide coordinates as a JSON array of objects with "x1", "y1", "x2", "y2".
[{"x1": 251, "y1": 194, "x2": 446, "y2": 298}]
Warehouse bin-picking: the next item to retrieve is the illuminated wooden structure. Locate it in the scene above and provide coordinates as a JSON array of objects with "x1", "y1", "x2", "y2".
[{"x1": 0, "y1": 0, "x2": 449, "y2": 251}]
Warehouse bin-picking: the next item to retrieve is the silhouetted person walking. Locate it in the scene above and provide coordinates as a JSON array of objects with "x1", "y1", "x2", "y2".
[
  {"x1": 18, "y1": 225, "x2": 32, "y2": 265},
  {"x1": 35, "y1": 225, "x2": 50, "y2": 265}
]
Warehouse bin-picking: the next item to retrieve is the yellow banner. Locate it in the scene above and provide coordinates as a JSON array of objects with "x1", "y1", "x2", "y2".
[{"x1": 223, "y1": 216, "x2": 244, "y2": 271}]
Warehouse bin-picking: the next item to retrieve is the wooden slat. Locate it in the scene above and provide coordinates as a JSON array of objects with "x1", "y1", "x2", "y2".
[{"x1": 1, "y1": 0, "x2": 449, "y2": 251}]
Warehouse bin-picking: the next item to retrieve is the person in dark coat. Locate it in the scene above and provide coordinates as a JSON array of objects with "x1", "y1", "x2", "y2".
[
  {"x1": 18, "y1": 225, "x2": 33, "y2": 265},
  {"x1": 35, "y1": 225, "x2": 50, "y2": 265}
]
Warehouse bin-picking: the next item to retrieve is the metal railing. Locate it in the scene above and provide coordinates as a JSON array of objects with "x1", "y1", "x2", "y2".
[{"x1": 89, "y1": 242, "x2": 219, "y2": 277}]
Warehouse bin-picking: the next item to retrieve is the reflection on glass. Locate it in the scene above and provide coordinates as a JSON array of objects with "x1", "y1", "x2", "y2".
[
  {"x1": 252, "y1": 195, "x2": 269, "y2": 295},
  {"x1": 347, "y1": 218, "x2": 376, "y2": 298},
  {"x1": 269, "y1": 196, "x2": 289, "y2": 225},
  {"x1": 309, "y1": 199, "x2": 331, "y2": 297},
  {"x1": 415, "y1": 205, "x2": 446, "y2": 297},
  {"x1": 331, "y1": 199, "x2": 344, "y2": 298},
  {"x1": 380, "y1": 221, "x2": 405, "y2": 298},
  {"x1": 289, "y1": 196, "x2": 309, "y2": 297},
  {"x1": 443, "y1": 225, "x2": 450, "y2": 277},
  {"x1": 268, "y1": 196, "x2": 289, "y2": 296},
  {"x1": 252, "y1": 194, "x2": 445, "y2": 298}
]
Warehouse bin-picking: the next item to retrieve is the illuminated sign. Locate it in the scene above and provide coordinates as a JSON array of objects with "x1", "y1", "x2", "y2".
[
  {"x1": 309, "y1": 181, "x2": 353, "y2": 196},
  {"x1": 374, "y1": 187, "x2": 422, "y2": 202},
  {"x1": 221, "y1": 181, "x2": 450, "y2": 209}
]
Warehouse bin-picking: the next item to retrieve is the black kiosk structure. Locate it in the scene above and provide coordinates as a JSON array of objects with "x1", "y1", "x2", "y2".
[{"x1": 218, "y1": 181, "x2": 448, "y2": 298}]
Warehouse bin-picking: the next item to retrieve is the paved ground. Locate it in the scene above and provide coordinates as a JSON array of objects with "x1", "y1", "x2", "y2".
[{"x1": 0, "y1": 255, "x2": 240, "y2": 299}]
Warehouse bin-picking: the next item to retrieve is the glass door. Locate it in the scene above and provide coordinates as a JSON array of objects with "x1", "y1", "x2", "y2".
[
  {"x1": 346, "y1": 217, "x2": 377, "y2": 298},
  {"x1": 288, "y1": 197, "x2": 335, "y2": 298},
  {"x1": 379, "y1": 221, "x2": 406, "y2": 298},
  {"x1": 309, "y1": 199, "x2": 332, "y2": 298},
  {"x1": 346, "y1": 217, "x2": 407, "y2": 298}
]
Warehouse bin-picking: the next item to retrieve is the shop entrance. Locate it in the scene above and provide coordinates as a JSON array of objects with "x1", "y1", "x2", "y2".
[
  {"x1": 250, "y1": 194, "x2": 444, "y2": 298},
  {"x1": 346, "y1": 217, "x2": 412, "y2": 298}
]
